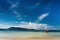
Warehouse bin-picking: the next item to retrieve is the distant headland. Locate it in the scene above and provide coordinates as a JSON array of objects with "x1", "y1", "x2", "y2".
[{"x1": 0, "y1": 27, "x2": 60, "y2": 32}]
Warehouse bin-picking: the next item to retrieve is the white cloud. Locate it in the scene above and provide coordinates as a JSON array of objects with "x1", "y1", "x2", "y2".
[
  {"x1": 39, "y1": 13, "x2": 49, "y2": 21},
  {"x1": 0, "y1": 2, "x2": 57, "y2": 30},
  {"x1": 36, "y1": 13, "x2": 49, "y2": 22},
  {"x1": 13, "y1": 10, "x2": 21, "y2": 18},
  {"x1": 14, "y1": 22, "x2": 57, "y2": 30},
  {"x1": 0, "y1": 23, "x2": 13, "y2": 29},
  {"x1": 0, "y1": 21, "x2": 59, "y2": 30},
  {"x1": 8, "y1": 0, "x2": 20, "y2": 18},
  {"x1": 8, "y1": 1, "x2": 19, "y2": 9},
  {"x1": 8, "y1": 0, "x2": 14, "y2": 4},
  {"x1": 13, "y1": 11, "x2": 22, "y2": 23},
  {"x1": 26, "y1": 2, "x2": 40, "y2": 9},
  {"x1": 0, "y1": 22, "x2": 39, "y2": 29},
  {"x1": 8, "y1": 1, "x2": 22, "y2": 24},
  {"x1": 8, "y1": 0, "x2": 22, "y2": 24},
  {"x1": 10, "y1": 2, "x2": 19, "y2": 9},
  {"x1": 34, "y1": 2, "x2": 40, "y2": 7}
]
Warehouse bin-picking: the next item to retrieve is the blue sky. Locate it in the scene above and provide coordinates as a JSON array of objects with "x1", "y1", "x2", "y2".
[{"x1": 0, "y1": 0, "x2": 60, "y2": 30}]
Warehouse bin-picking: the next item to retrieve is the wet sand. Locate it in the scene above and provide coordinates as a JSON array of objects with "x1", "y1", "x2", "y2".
[{"x1": 0, "y1": 32, "x2": 60, "y2": 40}]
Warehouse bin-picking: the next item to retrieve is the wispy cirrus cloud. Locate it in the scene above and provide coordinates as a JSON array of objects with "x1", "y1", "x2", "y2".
[
  {"x1": 38, "y1": 13, "x2": 49, "y2": 21},
  {"x1": 13, "y1": 10, "x2": 21, "y2": 18},
  {"x1": 12, "y1": 10, "x2": 22, "y2": 24},
  {"x1": 8, "y1": 0, "x2": 22, "y2": 23},
  {"x1": 8, "y1": 0, "x2": 19, "y2": 9},
  {"x1": 36, "y1": 13, "x2": 49, "y2": 22},
  {"x1": 34, "y1": 2, "x2": 40, "y2": 7},
  {"x1": 26, "y1": 2, "x2": 40, "y2": 9}
]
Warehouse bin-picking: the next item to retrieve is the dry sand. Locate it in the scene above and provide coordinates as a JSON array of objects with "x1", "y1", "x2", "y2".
[
  {"x1": 0, "y1": 37, "x2": 60, "y2": 40},
  {"x1": 0, "y1": 38, "x2": 60, "y2": 40}
]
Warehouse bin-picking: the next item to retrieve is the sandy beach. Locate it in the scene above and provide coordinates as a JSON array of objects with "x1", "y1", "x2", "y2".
[
  {"x1": 0, "y1": 32, "x2": 60, "y2": 40},
  {"x1": 0, "y1": 37, "x2": 60, "y2": 40}
]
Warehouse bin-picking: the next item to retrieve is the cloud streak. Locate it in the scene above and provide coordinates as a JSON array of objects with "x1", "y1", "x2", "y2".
[
  {"x1": 26, "y1": 2, "x2": 40, "y2": 9},
  {"x1": 13, "y1": 10, "x2": 21, "y2": 18},
  {"x1": 8, "y1": 0, "x2": 19, "y2": 9},
  {"x1": 39, "y1": 13, "x2": 49, "y2": 21},
  {"x1": 12, "y1": 10, "x2": 22, "y2": 24},
  {"x1": 8, "y1": 0, "x2": 22, "y2": 23},
  {"x1": 36, "y1": 13, "x2": 49, "y2": 22}
]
